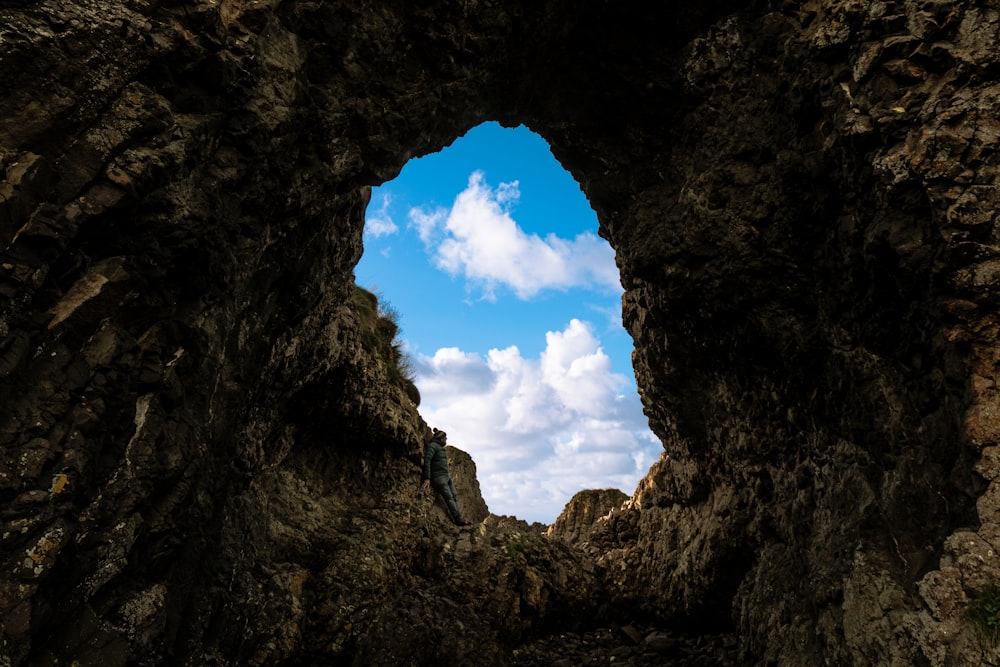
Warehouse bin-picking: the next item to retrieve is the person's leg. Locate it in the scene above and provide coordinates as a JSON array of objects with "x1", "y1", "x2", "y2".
[
  {"x1": 432, "y1": 475, "x2": 462, "y2": 523},
  {"x1": 446, "y1": 478, "x2": 461, "y2": 519}
]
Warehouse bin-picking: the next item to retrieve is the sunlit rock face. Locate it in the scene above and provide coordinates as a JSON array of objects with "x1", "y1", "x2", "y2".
[
  {"x1": 1, "y1": 1, "x2": 999, "y2": 665},
  {"x1": 547, "y1": 488, "x2": 629, "y2": 544}
]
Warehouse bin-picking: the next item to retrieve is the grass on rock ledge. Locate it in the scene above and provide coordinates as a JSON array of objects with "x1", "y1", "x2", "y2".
[
  {"x1": 353, "y1": 284, "x2": 420, "y2": 405},
  {"x1": 967, "y1": 585, "x2": 1000, "y2": 648}
]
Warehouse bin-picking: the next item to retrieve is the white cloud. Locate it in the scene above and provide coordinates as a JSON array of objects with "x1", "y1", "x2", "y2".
[
  {"x1": 417, "y1": 347, "x2": 495, "y2": 396},
  {"x1": 409, "y1": 206, "x2": 445, "y2": 244},
  {"x1": 409, "y1": 171, "x2": 622, "y2": 300},
  {"x1": 364, "y1": 192, "x2": 399, "y2": 238},
  {"x1": 415, "y1": 318, "x2": 661, "y2": 524}
]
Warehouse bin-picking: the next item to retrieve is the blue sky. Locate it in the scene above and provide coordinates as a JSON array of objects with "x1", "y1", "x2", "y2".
[{"x1": 357, "y1": 122, "x2": 662, "y2": 524}]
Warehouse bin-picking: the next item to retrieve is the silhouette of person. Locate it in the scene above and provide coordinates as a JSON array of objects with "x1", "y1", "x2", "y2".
[{"x1": 421, "y1": 429, "x2": 472, "y2": 526}]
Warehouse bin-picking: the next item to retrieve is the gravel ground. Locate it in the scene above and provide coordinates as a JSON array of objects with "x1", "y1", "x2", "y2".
[{"x1": 510, "y1": 623, "x2": 740, "y2": 666}]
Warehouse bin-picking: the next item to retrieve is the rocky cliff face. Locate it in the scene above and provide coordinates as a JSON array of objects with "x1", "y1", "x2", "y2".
[
  {"x1": 547, "y1": 488, "x2": 629, "y2": 544},
  {"x1": 585, "y1": 4, "x2": 1000, "y2": 665},
  {"x1": 1, "y1": 1, "x2": 999, "y2": 665}
]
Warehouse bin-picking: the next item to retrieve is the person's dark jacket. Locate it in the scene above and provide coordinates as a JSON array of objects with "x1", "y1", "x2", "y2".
[{"x1": 423, "y1": 437, "x2": 450, "y2": 481}]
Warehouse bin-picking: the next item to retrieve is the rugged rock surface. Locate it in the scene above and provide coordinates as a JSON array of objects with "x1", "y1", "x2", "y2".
[
  {"x1": 584, "y1": 4, "x2": 1000, "y2": 665},
  {"x1": 442, "y1": 444, "x2": 490, "y2": 525},
  {"x1": 511, "y1": 623, "x2": 739, "y2": 667},
  {"x1": 547, "y1": 488, "x2": 628, "y2": 544},
  {"x1": 2, "y1": 1, "x2": 1000, "y2": 665}
]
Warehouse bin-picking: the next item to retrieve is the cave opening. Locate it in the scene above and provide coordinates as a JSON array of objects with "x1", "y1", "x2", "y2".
[{"x1": 356, "y1": 121, "x2": 662, "y2": 525}]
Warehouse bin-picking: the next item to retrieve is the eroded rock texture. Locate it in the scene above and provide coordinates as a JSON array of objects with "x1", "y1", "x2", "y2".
[
  {"x1": 547, "y1": 488, "x2": 628, "y2": 544},
  {"x1": 1, "y1": 0, "x2": 999, "y2": 665}
]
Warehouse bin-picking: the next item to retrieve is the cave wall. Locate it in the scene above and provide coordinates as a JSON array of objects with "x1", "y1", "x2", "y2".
[
  {"x1": 1, "y1": 0, "x2": 999, "y2": 665},
  {"x1": 577, "y1": 4, "x2": 1000, "y2": 665},
  {"x1": 0, "y1": 2, "x2": 613, "y2": 665}
]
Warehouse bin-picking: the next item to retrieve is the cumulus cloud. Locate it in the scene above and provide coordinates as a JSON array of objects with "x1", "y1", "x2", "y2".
[
  {"x1": 409, "y1": 171, "x2": 621, "y2": 300},
  {"x1": 364, "y1": 192, "x2": 399, "y2": 238},
  {"x1": 415, "y1": 318, "x2": 661, "y2": 523},
  {"x1": 409, "y1": 206, "x2": 445, "y2": 245}
]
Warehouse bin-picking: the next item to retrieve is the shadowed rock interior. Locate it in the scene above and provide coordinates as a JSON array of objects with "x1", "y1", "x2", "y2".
[{"x1": 1, "y1": 1, "x2": 999, "y2": 665}]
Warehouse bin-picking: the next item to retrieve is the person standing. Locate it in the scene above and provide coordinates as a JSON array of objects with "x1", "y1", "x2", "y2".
[{"x1": 421, "y1": 429, "x2": 472, "y2": 526}]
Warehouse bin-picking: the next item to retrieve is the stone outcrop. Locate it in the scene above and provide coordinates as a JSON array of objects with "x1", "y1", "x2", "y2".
[
  {"x1": 547, "y1": 488, "x2": 628, "y2": 544},
  {"x1": 2, "y1": 1, "x2": 1000, "y2": 665},
  {"x1": 442, "y1": 444, "x2": 490, "y2": 525}
]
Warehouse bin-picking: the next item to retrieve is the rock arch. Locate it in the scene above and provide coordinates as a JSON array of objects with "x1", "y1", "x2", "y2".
[{"x1": 1, "y1": 1, "x2": 998, "y2": 664}]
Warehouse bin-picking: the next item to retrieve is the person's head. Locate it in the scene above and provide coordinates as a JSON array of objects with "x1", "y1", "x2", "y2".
[{"x1": 433, "y1": 428, "x2": 447, "y2": 442}]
